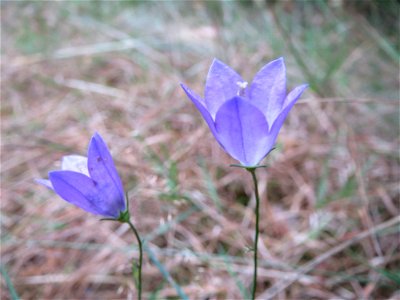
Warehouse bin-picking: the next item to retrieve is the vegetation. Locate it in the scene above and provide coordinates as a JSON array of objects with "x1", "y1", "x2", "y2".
[{"x1": 2, "y1": 1, "x2": 399, "y2": 299}]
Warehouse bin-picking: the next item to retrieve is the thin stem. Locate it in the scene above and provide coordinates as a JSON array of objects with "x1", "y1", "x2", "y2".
[
  {"x1": 248, "y1": 168, "x2": 260, "y2": 300},
  {"x1": 127, "y1": 220, "x2": 143, "y2": 300}
]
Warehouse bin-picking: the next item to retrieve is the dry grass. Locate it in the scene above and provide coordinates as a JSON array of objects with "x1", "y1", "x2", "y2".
[{"x1": 1, "y1": 1, "x2": 399, "y2": 300}]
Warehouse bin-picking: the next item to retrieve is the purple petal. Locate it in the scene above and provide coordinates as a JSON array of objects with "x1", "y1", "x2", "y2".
[
  {"x1": 36, "y1": 178, "x2": 54, "y2": 190},
  {"x1": 180, "y1": 83, "x2": 224, "y2": 146},
  {"x1": 205, "y1": 58, "x2": 244, "y2": 119},
  {"x1": 283, "y1": 84, "x2": 308, "y2": 109},
  {"x1": 49, "y1": 170, "x2": 119, "y2": 217},
  {"x1": 249, "y1": 57, "x2": 286, "y2": 125},
  {"x1": 214, "y1": 96, "x2": 272, "y2": 167},
  {"x1": 87, "y1": 133, "x2": 126, "y2": 213},
  {"x1": 268, "y1": 84, "x2": 308, "y2": 146}
]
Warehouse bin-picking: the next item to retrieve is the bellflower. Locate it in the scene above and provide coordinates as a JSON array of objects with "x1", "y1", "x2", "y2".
[
  {"x1": 181, "y1": 57, "x2": 308, "y2": 167},
  {"x1": 37, "y1": 133, "x2": 126, "y2": 218}
]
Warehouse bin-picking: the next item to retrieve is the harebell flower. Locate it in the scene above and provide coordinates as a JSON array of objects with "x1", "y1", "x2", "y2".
[
  {"x1": 37, "y1": 133, "x2": 143, "y2": 300},
  {"x1": 181, "y1": 58, "x2": 307, "y2": 298}
]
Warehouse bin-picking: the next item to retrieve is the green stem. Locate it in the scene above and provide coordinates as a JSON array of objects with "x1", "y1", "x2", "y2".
[
  {"x1": 127, "y1": 220, "x2": 143, "y2": 300},
  {"x1": 248, "y1": 168, "x2": 260, "y2": 300}
]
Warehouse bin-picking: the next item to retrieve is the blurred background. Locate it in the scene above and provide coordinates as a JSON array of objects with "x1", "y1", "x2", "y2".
[{"x1": 1, "y1": 1, "x2": 399, "y2": 299}]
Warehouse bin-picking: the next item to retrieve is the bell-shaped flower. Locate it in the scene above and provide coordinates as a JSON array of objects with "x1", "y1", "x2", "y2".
[
  {"x1": 37, "y1": 133, "x2": 126, "y2": 218},
  {"x1": 181, "y1": 57, "x2": 308, "y2": 167}
]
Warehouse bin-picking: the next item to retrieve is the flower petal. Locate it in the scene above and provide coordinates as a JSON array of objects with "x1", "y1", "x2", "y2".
[
  {"x1": 49, "y1": 170, "x2": 118, "y2": 217},
  {"x1": 36, "y1": 179, "x2": 54, "y2": 190},
  {"x1": 205, "y1": 58, "x2": 244, "y2": 119},
  {"x1": 215, "y1": 96, "x2": 272, "y2": 167},
  {"x1": 249, "y1": 57, "x2": 286, "y2": 125},
  {"x1": 87, "y1": 133, "x2": 126, "y2": 213},
  {"x1": 268, "y1": 84, "x2": 308, "y2": 146},
  {"x1": 283, "y1": 84, "x2": 308, "y2": 109},
  {"x1": 61, "y1": 155, "x2": 89, "y2": 176},
  {"x1": 180, "y1": 83, "x2": 224, "y2": 145}
]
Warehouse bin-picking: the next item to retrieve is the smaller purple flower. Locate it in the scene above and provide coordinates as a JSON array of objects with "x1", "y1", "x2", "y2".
[
  {"x1": 181, "y1": 57, "x2": 308, "y2": 167},
  {"x1": 37, "y1": 133, "x2": 126, "y2": 218}
]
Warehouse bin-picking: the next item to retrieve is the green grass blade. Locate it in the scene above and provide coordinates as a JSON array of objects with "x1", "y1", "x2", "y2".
[
  {"x1": 0, "y1": 264, "x2": 20, "y2": 300},
  {"x1": 143, "y1": 243, "x2": 189, "y2": 300}
]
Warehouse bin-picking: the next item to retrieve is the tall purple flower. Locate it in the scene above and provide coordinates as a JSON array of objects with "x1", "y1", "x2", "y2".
[
  {"x1": 181, "y1": 57, "x2": 308, "y2": 167},
  {"x1": 37, "y1": 133, "x2": 126, "y2": 218}
]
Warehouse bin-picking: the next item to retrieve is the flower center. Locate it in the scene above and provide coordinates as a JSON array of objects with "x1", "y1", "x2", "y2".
[{"x1": 236, "y1": 81, "x2": 248, "y2": 97}]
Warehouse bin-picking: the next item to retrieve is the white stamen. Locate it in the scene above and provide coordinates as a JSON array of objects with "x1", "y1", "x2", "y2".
[
  {"x1": 236, "y1": 81, "x2": 248, "y2": 96},
  {"x1": 236, "y1": 81, "x2": 248, "y2": 89}
]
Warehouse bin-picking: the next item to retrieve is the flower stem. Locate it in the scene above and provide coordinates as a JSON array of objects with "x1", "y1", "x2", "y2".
[
  {"x1": 126, "y1": 220, "x2": 143, "y2": 300},
  {"x1": 247, "y1": 168, "x2": 260, "y2": 300}
]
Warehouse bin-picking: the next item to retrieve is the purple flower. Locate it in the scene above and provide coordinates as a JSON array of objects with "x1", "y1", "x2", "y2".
[
  {"x1": 181, "y1": 57, "x2": 308, "y2": 167},
  {"x1": 37, "y1": 133, "x2": 126, "y2": 218}
]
